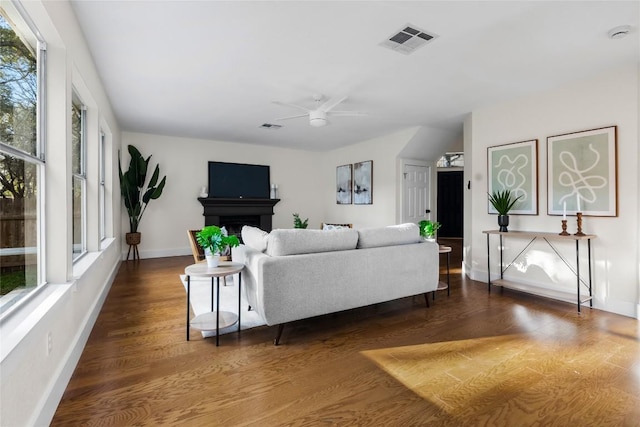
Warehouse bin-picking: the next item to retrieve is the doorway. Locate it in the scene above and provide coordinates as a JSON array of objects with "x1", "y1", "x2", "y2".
[
  {"x1": 402, "y1": 163, "x2": 432, "y2": 225},
  {"x1": 437, "y1": 170, "x2": 463, "y2": 238}
]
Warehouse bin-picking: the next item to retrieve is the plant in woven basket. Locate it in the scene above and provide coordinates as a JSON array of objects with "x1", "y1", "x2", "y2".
[{"x1": 118, "y1": 144, "x2": 167, "y2": 234}]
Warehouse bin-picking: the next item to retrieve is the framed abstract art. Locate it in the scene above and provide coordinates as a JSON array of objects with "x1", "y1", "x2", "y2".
[
  {"x1": 487, "y1": 139, "x2": 538, "y2": 215},
  {"x1": 547, "y1": 126, "x2": 617, "y2": 217}
]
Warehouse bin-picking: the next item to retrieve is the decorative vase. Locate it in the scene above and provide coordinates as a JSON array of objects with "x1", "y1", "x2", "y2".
[
  {"x1": 125, "y1": 232, "x2": 141, "y2": 245},
  {"x1": 206, "y1": 254, "x2": 220, "y2": 268},
  {"x1": 498, "y1": 215, "x2": 509, "y2": 232},
  {"x1": 424, "y1": 236, "x2": 436, "y2": 242}
]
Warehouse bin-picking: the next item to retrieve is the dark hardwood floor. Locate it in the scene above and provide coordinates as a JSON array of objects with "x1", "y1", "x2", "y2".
[{"x1": 52, "y1": 238, "x2": 640, "y2": 426}]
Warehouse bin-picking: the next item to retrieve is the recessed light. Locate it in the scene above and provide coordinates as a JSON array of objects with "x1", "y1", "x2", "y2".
[{"x1": 608, "y1": 25, "x2": 631, "y2": 39}]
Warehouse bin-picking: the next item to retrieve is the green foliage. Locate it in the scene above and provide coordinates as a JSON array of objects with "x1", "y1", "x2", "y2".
[
  {"x1": 195, "y1": 225, "x2": 240, "y2": 255},
  {"x1": 1, "y1": 15, "x2": 38, "y2": 198},
  {"x1": 418, "y1": 220, "x2": 441, "y2": 238},
  {"x1": 293, "y1": 213, "x2": 308, "y2": 229},
  {"x1": 0, "y1": 269, "x2": 36, "y2": 295},
  {"x1": 488, "y1": 189, "x2": 523, "y2": 215},
  {"x1": 118, "y1": 145, "x2": 167, "y2": 232}
]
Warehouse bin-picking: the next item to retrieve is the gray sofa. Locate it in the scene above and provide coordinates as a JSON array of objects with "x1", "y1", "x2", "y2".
[{"x1": 233, "y1": 223, "x2": 439, "y2": 344}]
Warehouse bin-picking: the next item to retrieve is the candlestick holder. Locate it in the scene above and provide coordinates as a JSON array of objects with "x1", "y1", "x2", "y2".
[
  {"x1": 559, "y1": 220, "x2": 570, "y2": 236},
  {"x1": 574, "y1": 212, "x2": 585, "y2": 236}
]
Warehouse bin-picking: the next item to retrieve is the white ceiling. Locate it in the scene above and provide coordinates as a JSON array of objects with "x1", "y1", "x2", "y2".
[{"x1": 70, "y1": 1, "x2": 639, "y2": 152}]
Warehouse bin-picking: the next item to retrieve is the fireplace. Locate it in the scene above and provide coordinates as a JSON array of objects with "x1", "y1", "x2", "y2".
[{"x1": 198, "y1": 198, "x2": 280, "y2": 239}]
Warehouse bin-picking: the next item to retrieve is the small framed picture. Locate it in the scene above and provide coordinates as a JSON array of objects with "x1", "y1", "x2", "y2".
[
  {"x1": 336, "y1": 164, "x2": 352, "y2": 204},
  {"x1": 353, "y1": 160, "x2": 373, "y2": 205}
]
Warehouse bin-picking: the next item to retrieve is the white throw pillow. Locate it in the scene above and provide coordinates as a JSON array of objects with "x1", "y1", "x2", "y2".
[
  {"x1": 241, "y1": 225, "x2": 269, "y2": 252},
  {"x1": 322, "y1": 224, "x2": 350, "y2": 231}
]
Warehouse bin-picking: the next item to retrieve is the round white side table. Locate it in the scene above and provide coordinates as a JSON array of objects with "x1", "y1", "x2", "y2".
[
  {"x1": 434, "y1": 245, "x2": 451, "y2": 299},
  {"x1": 185, "y1": 261, "x2": 244, "y2": 346}
]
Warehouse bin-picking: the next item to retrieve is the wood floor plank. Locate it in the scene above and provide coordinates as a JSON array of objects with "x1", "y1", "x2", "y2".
[{"x1": 51, "y1": 239, "x2": 640, "y2": 426}]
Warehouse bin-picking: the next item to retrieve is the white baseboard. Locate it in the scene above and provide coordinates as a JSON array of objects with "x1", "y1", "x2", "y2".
[
  {"x1": 468, "y1": 266, "x2": 637, "y2": 319},
  {"x1": 122, "y1": 247, "x2": 192, "y2": 260}
]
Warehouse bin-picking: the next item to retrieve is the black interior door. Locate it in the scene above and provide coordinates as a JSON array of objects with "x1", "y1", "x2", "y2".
[{"x1": 437, "y1": 170, "x2": 463, "y2": 237}]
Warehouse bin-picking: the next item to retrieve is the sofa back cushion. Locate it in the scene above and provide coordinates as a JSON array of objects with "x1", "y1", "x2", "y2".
[
  {"x1": 266, "y1": 228, "x2": 358, "y2": 256},
  {"x1": 241, "y1": 225, "x2": 269, "y2": 252},
  {"x1": 356, "y1": 223, "x2": 421, "y2": 249}
]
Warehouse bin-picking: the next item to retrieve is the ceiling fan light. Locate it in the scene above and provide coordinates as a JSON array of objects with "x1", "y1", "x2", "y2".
[
  {"x1": 310, "y1": 117, "x2": 327, "y2": 127},
  {"x1": 309, "y1": 110, "x2": 327, "y2": 127}
]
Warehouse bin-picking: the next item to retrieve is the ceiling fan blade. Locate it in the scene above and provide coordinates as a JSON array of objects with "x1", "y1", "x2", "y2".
[
  {"x1": 329, "y1": 111, "x2": 367, "y2": 116},
  {"x1": 272, "y1": 100, "x2": 310, "y2": 113},
  {"x1": 275, "y1": 113, "x2": 308, "y2": 121},
  {"x1": 319, "y1": 95, "x2": 348, "y2": 113}
]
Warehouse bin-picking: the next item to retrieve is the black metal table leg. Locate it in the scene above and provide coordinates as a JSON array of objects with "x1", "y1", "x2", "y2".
[
  {"x1": 446, "y1": 251, "x2": 450, "y2": 296},
  {"x1": 487, "y1": 233, "x2": 491, "y2": 292},
  {"x1": 187, "y1": 275, "x2": 191, "y2": 341},
  {"x1": 216, "y1": 276, "x2": 220, "y2": 346},
  {"x1": 238, "y1": 272, "x2": 242, "y2": 336}
]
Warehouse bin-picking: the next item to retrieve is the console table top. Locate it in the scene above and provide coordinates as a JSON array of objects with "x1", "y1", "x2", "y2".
[{"x1": 482, "y1": 230, "x2": 596, "y2": 240}]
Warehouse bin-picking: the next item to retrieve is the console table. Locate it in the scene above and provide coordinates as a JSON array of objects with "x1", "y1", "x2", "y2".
[{"x1": 482, "y1": 230, "x2": 596, "y2": 313}]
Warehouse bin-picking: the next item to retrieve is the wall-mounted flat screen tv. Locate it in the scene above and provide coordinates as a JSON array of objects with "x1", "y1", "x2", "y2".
[{"x1": 208, "y1": 161, "x2": 270, "y2": 199}]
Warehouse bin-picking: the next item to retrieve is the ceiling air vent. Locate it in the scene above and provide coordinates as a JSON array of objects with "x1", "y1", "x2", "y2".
[
  {"x1": 380, "y1": 24, "x2": 438, "y2": 55},
  {"x1": 260, "y1": 123, "x2": 282, "y2": 129}
]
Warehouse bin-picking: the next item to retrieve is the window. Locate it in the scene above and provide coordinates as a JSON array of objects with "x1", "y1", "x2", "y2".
[
  {"x1": 99, "y1": 131, "x2": 105, "y2": 241},
  {"x1": 437, "y1": 152, "x2": 464, "y2": 168},
  {"x1": 0, "y1": 10, "x2": 45, "y2": 314},
  {"x1": 71, "y1": 96, "x2": 86, "y2": 259}
]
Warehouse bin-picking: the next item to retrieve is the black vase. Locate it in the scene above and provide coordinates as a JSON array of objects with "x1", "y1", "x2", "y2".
[{"x1": 498, "y1": 215, "x2": 509, "y2": 232}]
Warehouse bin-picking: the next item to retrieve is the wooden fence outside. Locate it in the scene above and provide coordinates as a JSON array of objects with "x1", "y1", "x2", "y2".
[{"x1": 1, "y1": 198, "x2": 37, "y2": 270}]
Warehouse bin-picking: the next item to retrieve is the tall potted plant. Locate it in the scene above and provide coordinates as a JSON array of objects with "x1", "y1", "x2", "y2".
[
  {"x1": 488, "y1": 189, "x2": 522, "y2": 232},
  {"x1": 118, "y1": 145, "x2": 167, "y2": 247},
  {"x1": 195, "y1": 225, "x2": 240, "y2": 267}
]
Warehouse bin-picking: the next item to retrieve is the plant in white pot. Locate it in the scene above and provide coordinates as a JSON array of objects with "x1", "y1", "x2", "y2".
[
  {"x1": 418, "y1": 220, "x2": 441, "y2": 242},
  {"x1": 195, "y1": 225, "x2": 240, "y2": 267}
]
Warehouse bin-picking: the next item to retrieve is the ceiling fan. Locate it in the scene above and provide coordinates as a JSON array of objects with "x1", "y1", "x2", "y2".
[{"x1": 272, "y1": 94, "x2": 365, "y2": 127}]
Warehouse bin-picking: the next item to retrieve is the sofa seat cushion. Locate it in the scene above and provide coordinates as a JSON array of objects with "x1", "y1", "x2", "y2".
[
  {"x1": 266, "y1": 228, "x2": 358, "y2": 256},
  {"x1": 356, "y1": 223, "x2": 421, "y2": 249},
  {"x1": 241, "y1": 225, "x2": 269, "y2": 252}
]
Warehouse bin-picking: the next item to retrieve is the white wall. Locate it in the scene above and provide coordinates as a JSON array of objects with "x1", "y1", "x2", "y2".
[
  {"x1": 121, "y1": 132, "x2": 326, "y2": 258},
  {"x1": 321, "y1": 127, "x2": 421, "y2": 229},
  {"x1": 0, "y1": 1, "x2": 122, "y2": 426},
  {"x1": 466, "y1": 65, "x2": 639, "y2": 318},
  {"x1": 121, "y1": 126, "x2": 447, "y2": 258}
]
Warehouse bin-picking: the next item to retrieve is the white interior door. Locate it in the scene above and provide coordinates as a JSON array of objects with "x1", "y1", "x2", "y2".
[{"x1": 403, "y1": 163, "x2": 431, "y2": 224}]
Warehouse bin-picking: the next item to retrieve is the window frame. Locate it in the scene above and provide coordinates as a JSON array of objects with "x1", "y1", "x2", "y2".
[
  {"x1": 71, "y1": 94, "x2": 87, "y2": 261},
  {"x1": 0, "y1": 4, "x2": 47, "y2": 318},
  {"x1": 99, "y1": 131, "x2": 106, "y2": 241}
]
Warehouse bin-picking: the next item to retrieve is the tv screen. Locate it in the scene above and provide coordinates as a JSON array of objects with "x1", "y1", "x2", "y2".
[{"x1": 208, "y1": 161, "x2": 270, "y2": 199}]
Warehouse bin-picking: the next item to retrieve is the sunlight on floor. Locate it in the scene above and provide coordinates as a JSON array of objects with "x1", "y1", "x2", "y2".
[{"x1": 361, "y1": 330, "x2": 639, "y2": 421}]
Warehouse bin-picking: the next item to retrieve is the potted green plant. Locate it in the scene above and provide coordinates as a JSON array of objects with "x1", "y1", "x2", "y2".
[
  {"x1": 488, "y1": 189, "x2": 523, "y2": 232},
  {"x1": 195, "y1": 225, "x2": 240, "y2": 267},
  {"x1": 293, "y1": 213, "x2": 308, "y2": 229},
  {"x1": 418, "y1": 220, "x2": 441, "y2": 242},
  {"x1": 118, "y1": 145, "x2": 167, "y2": 248}
]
